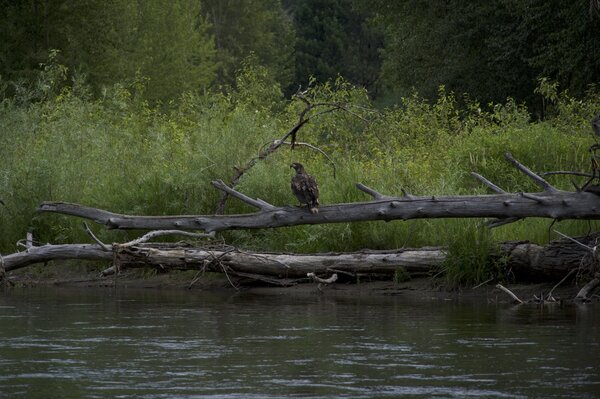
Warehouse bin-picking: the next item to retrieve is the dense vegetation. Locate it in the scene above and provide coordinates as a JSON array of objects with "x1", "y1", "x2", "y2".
[
  {"x1": 2, "y1": 1, "x2": 599, "y2": 108},
  {"x1": 1, "y1": 1, "x2": 600, "y2": 284}
]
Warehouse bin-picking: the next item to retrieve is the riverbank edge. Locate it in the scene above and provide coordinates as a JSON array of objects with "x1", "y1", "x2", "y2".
[{"x1": 4, "y1": 263, "x2": 596, "y2": 304}]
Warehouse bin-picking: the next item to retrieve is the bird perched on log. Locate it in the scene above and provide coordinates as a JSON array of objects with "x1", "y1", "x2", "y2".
[{"x1": 290, "y1": 162, "x2": 319, "y2": 214}]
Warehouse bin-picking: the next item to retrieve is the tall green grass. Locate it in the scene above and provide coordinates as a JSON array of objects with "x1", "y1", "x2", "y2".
[{"x1": 1, "y1": 61, "x2": 599, "y2": 285}]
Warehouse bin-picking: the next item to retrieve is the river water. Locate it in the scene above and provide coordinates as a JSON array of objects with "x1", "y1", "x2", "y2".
[{"x1": 0, "y1": 287, "x2": 599, "y2": 398}]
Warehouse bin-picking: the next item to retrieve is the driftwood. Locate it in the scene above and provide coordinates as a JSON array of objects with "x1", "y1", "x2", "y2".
[
  {"x1": 2, "y1": 233, "x2": 600, "y2": 286},
  {"x1": 495, "y1": 283, "x2": 524, "y2": 304},
  {"x1": 2, "y1": 243, "x2": 446, "y2": 286},
  {"x1": 37, "y1": 153, "x2": 600, "y2": 233}
]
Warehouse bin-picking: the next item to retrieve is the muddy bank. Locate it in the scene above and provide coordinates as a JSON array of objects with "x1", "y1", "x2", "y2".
[{"x1": 4, "y1": 262, "x2": 596, "y2": 305}]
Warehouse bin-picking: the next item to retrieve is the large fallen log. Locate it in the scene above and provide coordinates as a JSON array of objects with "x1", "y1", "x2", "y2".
[
  {"x1": 37, "y1": 153, "x2": 600, "y2": 232},
  {"x1": 2, "y1": 244, "x2": 446, "y2": 286},
  {"x1": 2, "y1": 233, "x2": 598, "y2": 285}
]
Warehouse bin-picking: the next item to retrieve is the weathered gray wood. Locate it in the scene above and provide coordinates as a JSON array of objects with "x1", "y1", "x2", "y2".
[
  {"x1": 38, "y1": 189, "x2": 600, "y2": 232},
  {"x1": 111, "y1": 246, "x2": 446, "y2": 278},
  {"x1": 3, "y1": 244, "x2": 445, "y2": 278},
  {"x1": 500, "y1": 233, "x2": 600, "y2": 280},
  {"x1": 36, "y1": 153, "x2": 600, "y2": 232},
  {"x1": 2, "y1": 234, "x2": 597, "y2": 283},
  {"x1": 3, "y1": 244, "x2": 113, "y2": 272}
]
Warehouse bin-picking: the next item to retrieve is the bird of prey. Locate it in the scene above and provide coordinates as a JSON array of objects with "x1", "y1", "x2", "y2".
[{"x1": 290, "y1": 162, "x2": 319, "y2": 214}]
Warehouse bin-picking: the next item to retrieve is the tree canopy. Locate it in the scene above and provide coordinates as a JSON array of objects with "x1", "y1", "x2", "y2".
[{"x1": 1, "y1": 0, "x2": 599, "y2": 108}]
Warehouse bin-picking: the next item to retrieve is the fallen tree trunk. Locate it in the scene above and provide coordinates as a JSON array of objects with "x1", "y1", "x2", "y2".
[
  {"x1": 3, "y1": 244, "x2": 445, "y2": 276},
  {"x1": 37, "y1": 153, "x2": 600, "y2": 232},
  {"x1": 2, "y1": 234, "x2": 598, "y2": 285}
]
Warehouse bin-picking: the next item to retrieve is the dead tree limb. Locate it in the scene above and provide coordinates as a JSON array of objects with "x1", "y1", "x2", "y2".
[
  {"x1": 215, "y1": 90, "x2": 349, "y2": 214},
  {"x1": 4, "y1": 232, "x2": 600, "y2": 285},
  {"x1": 3, "y1": 243, "x2": 445, "y2": 281},
  {"x1": 38, "y1": 154, "x2": 600, "y2": 233},
  {"x1": 496, "y1": 283, "x2": 524, "y2": 304},
  {"x1": 37, "y1": 189, "x2": 600, "y2": 233}
]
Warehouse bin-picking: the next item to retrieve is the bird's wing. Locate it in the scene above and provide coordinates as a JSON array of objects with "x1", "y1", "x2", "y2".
[
  {"x1": 305, "y1": 175, "x2": 319, "y2": 203},
  {"x1": 292, "y1": 174, "x2": 319, "y2": 204}
]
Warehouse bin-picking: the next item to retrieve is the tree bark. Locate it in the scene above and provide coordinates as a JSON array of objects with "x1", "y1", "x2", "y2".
[
  {"x1": 36, "y1": 153, "x2": 600, "y2": 232},
  {"x1": 3, "y1": 244, "x2": 446, "y2": 285},
  {"x1": 3, "y1": 234, "x2": 598, "y2": 284},
  {"x1": 37, "y1": 189, "x2": 600, "y2": 232}
]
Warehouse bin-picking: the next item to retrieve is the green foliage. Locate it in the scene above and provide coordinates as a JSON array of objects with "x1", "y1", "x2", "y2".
[
  {"x1": 0, "y1": 0, "x2": 217, "y2": 102},
  {"x1": 202, "y1": 0, "x2": 295, "y2": 90},
  {"x1": 1, "y1": 56, "x2": 599, "y2": 285},
  {"x1": 2, "y1": 0, "x2": 598, "y2": 110},
  {"x1": 375, "y1": 0, "x2": 600, "y2": 111},
  {"x1": 288, "y1": 0, "x2": 383, "y2": 94},
  {"x1": 131, "y1": 0, "x2": 217, "y2": 102},
  {"x1": 441, "y1": 222, "x2": 503, "y2": 287}
]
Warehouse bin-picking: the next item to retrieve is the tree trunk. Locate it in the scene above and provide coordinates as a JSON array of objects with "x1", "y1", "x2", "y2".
[
  {"x1": 3, "y1": 235, "x2": 598, "y2": 285},
  {"x1": 36, "y1": 153, "x2": 600, "y2": 232}
]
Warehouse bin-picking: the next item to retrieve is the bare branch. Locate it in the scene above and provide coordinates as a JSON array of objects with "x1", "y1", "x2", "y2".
[
  {"x1": 307, "y1": 272, "x2": 338, "y2": 284},
  {"x1": 17, "y1": 232, "x2": 39, "y2": 250},
  {"x1": 124, "y1": 230, "x2": 215, "y2": 246},
  {"x1": 505, "y1": 152, "x2": 558, "y2": 192},
  {"x1": 83, "y1": 222, "x2": 110, "y2": 252},
  {"x1": 355, "y1": 183, "x2": 393, "y2": 200},
  {"x1": 554, "y1": 230, "x2": 595, "y2": 251},
  {"x1": 547, "y1": 268, "x2": 578, "y2": 300},
  {"x1": 575, "y1": 273, "x2": 600, "y2": 301},
  {"x1": 486, "y1": 217, "x2": 522, "y2": 228},
  {"x1": 212, "y1": 180, "x2": 276, "y2": 211},
  {"x1": 215, "y1": 95, "x2": 350, "y2": 213},
  {"x1": 230, "y1": 270, "x2": 299, "y2": 286},
  {"x1": 520, "y1": 192, "x2": 548, "y2": 204},
  {"x1": 273, "y1": 140, "x2": 337, "y2": 178},
  {"x1": 496, "y1": 283, "x2": 524, "y2": 304},
  {"x1": 542, "y1": 171, "x2": 593, "y2": 178},
  {"x1": 471, "y1": 172, "x2": 507, "y2": 194},
  {"x1": 472, "y1": 277, "x2": 494, "y2": 289},
  {"x1": 400, "y1": 188, "x2": 414, "y2": 199},
  {"x1": 38, "y1": 187, "x2": 600, "y2": 233}
]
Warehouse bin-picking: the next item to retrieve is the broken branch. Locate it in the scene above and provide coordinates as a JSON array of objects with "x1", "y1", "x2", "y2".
[
  {"x1": 505, "y1": 152, "x2": 557, "y2": 192},
  {"x1": 212, "y1": 180, "x2": 276, "y2": 211},
  {"x1": 496, "y1": 283, "x2": 524, "y2": 304}
]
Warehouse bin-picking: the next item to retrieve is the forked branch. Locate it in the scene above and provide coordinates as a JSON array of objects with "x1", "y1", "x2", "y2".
[{"x1": 215, "y1": 89, "x2": 359, "y2": 214}]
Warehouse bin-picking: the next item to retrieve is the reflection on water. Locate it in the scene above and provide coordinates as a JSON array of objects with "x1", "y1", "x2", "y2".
[{"x1": 1, "y1": 288, "x2": 599, "y2": 398}]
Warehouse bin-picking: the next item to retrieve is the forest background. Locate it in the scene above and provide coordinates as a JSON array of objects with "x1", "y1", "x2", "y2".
[{"x1": 1, "y1": 0, "x2": 600, "y2": 284}]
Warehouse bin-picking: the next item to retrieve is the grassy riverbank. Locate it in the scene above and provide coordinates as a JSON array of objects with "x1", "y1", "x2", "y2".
[{"x1": 2, "y1": 61, "x2": 600, "y2": 285}]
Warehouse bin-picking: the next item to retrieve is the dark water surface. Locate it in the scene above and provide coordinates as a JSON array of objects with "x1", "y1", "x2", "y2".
[{"x1": 0, "y1": 287, "x2": 599, "y2": 398}]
